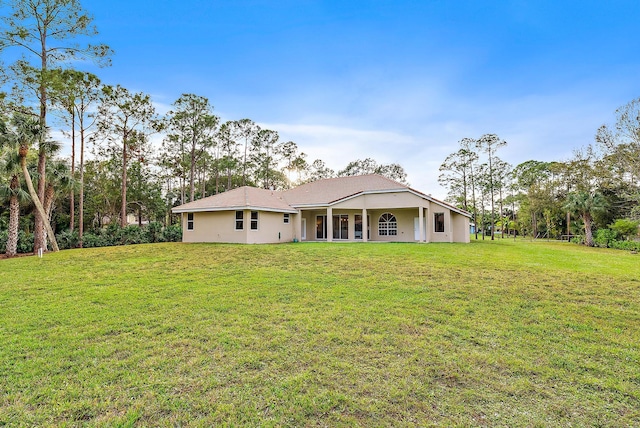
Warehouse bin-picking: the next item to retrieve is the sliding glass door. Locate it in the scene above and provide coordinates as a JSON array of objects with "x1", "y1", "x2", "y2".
[
  {"x1": 332, "y1": 214, "x2": 348, "y2": 240},
  {"x1": 316, "y1": 215, "x2": 327, "y2": 239}
]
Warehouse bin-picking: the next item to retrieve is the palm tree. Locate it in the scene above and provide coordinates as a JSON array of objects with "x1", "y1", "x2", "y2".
[
  {"x1": 0, "y1": 150, "x2": 31, "y2": 256},
  {"x1": 564, "y1": 191, "x2": 608, "y2": 246},
  {"x1": 1, "y1": 115, "x2": 60, "y2": 252},
  {"x1": 43, "y1": 158, "x2": 75, "y2": 232}
]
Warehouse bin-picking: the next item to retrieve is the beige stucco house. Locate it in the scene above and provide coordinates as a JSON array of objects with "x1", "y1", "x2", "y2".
[{"x1": 172, "y1": 174, "x2": 471, "y2": 244}]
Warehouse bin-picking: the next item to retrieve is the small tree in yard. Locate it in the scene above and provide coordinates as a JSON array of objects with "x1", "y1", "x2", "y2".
[{"x1": 564, "y1": 191, "x2": 608, "y2": 247}]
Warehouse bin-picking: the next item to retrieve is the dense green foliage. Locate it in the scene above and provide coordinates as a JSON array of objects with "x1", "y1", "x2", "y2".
[
  {"x1": 1, "y1": 240, "x2": 639, "y2": 425},
  {"x1": 0, "y1": 222, "x2": 182, "y2": 253},
  {"x1": 0, "y1": 1, "x2": 409, "y2": 255},
  {"x1": 440, "y1": 100, "x2": 640, "y2": 246}
]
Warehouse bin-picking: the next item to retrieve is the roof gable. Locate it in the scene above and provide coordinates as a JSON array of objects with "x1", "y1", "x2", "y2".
[{"x1": 282, "y1": 174, "x2": 407, "y2": 205}]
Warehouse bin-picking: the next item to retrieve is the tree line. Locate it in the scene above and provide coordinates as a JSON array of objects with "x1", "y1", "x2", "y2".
[
  {"x1": 0, "y1": 0, "x2": 407, "y2": 256},
  {"x1": 439, "y1": 98, "x2": 640, "y2": 247}
]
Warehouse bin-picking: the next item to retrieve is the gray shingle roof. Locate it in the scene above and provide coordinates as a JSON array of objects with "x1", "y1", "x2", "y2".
[
  {"x1": 283, "y1": 174, "x2": 407, "y2": 205},
  {"x1": 172, "y1": 186, "x2": 297, "y2": 213},
  {"x1": 172, "y1": 174, "x2": 471, "y2": 218}
]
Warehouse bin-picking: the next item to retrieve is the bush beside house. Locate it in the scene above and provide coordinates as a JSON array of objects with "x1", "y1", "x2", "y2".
[{"x1": 1, "y1": 223, "x2": 182, "y2": 254}]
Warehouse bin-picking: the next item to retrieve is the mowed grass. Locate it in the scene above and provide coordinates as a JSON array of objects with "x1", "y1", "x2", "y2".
[{"x1": 1, "y1": 240, "x2": 639, "y2": 426}]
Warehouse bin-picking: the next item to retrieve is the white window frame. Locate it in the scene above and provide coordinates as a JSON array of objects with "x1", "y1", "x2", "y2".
[
  {"x1": 434, "y1": 212, "x2": 445, "y2": 233},
  {"x1": 187, "y1": 213, "x2": 194, "y2": 231},
  {"x1": 235, "y1": 210, "x2": 244, "y2": 230},
  {"x1": 283, "y1": 213, "x2": 290, "y2": 224},
  {"x1": 250, "y1": 211, "x2": 259, "y2": 230},
  {"x1": 316, "y1": 215, "x2": 327, "y2": 239},
  {"x1": 378, "y1": 212, "x2": 397, "y2": 236},
  {"x1": 332, "y1": 214, "x2": 349, "y2": 240}
]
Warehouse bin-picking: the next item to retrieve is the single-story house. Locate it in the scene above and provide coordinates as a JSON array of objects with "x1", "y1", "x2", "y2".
[{"x1": 172, "y1": 174, "x2": 471, "y2": 244}]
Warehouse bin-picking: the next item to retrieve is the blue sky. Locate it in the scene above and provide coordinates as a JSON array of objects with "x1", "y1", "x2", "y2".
[{"x1": 76, "y1": 1, "x2": 640, "y2": 197}]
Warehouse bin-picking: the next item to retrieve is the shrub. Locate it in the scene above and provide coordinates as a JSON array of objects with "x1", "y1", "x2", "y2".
[
  {"x1": 594, "y1": 229, "x2": 618, "y2": 248},
  {"x1": 145, "y1": 222, "x2": 164, "y2": 243},
  {"x1": 162, "y1": 224, "x2": 182, "y2": 242},
  {"x1": 0, "y1": 230, "x2": 7, "y2": 253},
  {"x1": 610, "y1": 240, "x2": 640, "y2": 252},
  {"x1": 56, "y1": 230, "x2": 79, "y2": 250},
  {"x1": 570, "y1": 235, "x2": 585, "y2": 245},
  {"x1": 102, "y1": 223, "x2": 122, "y2": 246},
  {"x1": 120, "y1": 225, "x2": 144, "y2": 245},
  {"x1": 17, "y1": 231, "x2": 34, "y2": 254},
  {"x1": 610, "y1": 219, "x2": 640, "y2": 240},
  {"x1": 4, "y1": 223, "x2": 184, "y2": 253},
  {"x1": 80, "y1": 232, "x2": 106, "y2": 248},
  {"x1": 0, "y1": 230, "x2": 35, "y2": 254}
]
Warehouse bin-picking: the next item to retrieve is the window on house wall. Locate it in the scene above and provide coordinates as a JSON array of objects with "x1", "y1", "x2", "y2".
[
  {"x1": 434, "y1": 212, "x2": 445, "y2": 232},
  {"x1": 251, "y1": 211, "x2": 258, "y2": 230},
  {"x1": 187, "y1": 213, "x2": 194, "y2": 230},
  {"x1": 378, "y1": 213, "x2": 397, "y2": 236},
  {"x1": 355, "y1": 214, "x2": 370, "y2": 239},
  {"x1": 283, "y1": 213, "x2": 290, "y2": 224},
  {"x1": 235, "y1": 211, "x2": 244, "y2": 230},
  {"x1": 316, "y1": 215, "x2": 327, "y2": 239},
  {"x1": 332, "y1": 214, "x2": 348, "y2": 239}
]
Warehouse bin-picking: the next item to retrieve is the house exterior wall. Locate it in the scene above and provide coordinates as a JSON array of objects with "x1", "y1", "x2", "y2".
[
  {"x1": 332, "y1": 191, "x2": 424, "y2": 210},
  {"x1": 179, "y1": 190, "x2": 471, "y2": 244},
  {"x1": 428, "y1": 208, "x2": 449, "y2": 243},
  {"x1": 369, "y1": 208, "x2": 416, "y2": 242},
  {"x1": 182, "y1": 210, "x2": 295, "y2": 244},
  {"x1": 451, "y1": 213, "x2": 471, "y2": 243},
  {"x1": 245, "y1": 211, "x2": 295, "y2": 244}
]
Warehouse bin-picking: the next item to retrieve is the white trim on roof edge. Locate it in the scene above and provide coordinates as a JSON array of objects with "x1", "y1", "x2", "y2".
[
  {"x1": 290, "y1": 188, "x2": 472, "y2": 218},
  {"x1": 172, "y1": 205, "x2": 298, "y2": 214}
]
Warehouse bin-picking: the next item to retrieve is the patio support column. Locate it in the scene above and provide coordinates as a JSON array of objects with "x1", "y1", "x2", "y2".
[
  {"x1": 425, "y1": 205, "x2": 431, "y2": 243},
  {"x1": 446, "y1": 210, "x2": 453, "y2": 243},
  {"x1": 326, "y1": 206, "x2": 333, "y2": 242},
  {"x1": 362, "y1": 208, "x2": 368, "y2": 242},
  {"x1": 294, "y1": 210, "x2": 302, "y2": 241},
  {"x1": 418, "y1": 206, "x2": 424, "y2": 243}
]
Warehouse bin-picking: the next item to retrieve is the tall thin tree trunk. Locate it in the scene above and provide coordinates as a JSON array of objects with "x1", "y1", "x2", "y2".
[
  {"x1": 499, "y1": 187, "x2": 504, "y2": 239},
  {"x1": 481, "y1": 198, "x2": 486, "y2": 240},
  {"x1": 489, "y1": 155, "x2": 495, "y2": 241},
  {"x1": 201, "y1": 161, "x2": 206, "y2": 197},
  {"x1": 70, "y1": 111, "x2": 75, "y2": 231},
  {"x1": 44, "y1": 184, "x2": 55, "y2": 220},
  {"x1": 79, "y1": 126, "x2": 85, "y2": 247},
  {"x1": 21, "y1": 152, "x2": 59, "y2": 252},
  {"x1": 512, "y1": 197, "x2": 516, "y2": 241},
  {"x1": 35, "y1": 35, "x2": 48, "y2": 254},
  {"x1": 189, "y1": 144, "x2": 196, "y2": 202},
  {"x1": 121, "y1": 134, "x2": 128, "y2": 227},
  {"x1": 180, "y1": 175, "x2": 185, "y2": 205},
  {"x1": 243, "y1": 136, "x2": 248, "y2": 186},
  {"x1": 471, "y1": 165, "x2": 478, "y2": 240},
  {"x1": 6, "y1": 176, "x2": 19, "y2": 256}
]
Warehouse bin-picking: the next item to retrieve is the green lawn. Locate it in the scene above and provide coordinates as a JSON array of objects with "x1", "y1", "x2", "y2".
[{"x1": 1, "y1": 240, "x2": 639, "y2": 426}]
